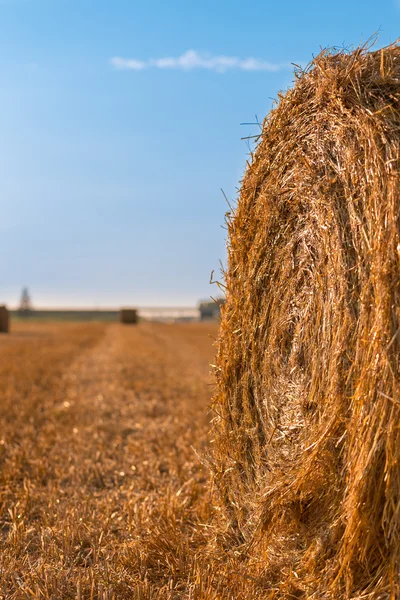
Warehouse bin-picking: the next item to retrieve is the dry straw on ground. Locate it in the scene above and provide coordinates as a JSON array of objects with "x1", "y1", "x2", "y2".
[
  {"x1": 212, "y1": 43, "x2": 400, "y2": 598},
  {"x1": 0, "y1": 306, "x2": 9, "y2": 333}
]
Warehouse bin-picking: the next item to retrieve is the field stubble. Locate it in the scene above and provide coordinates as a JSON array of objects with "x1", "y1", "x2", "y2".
[{"x1": 0, "y1": 321, "x2": 256, "y2": 599}]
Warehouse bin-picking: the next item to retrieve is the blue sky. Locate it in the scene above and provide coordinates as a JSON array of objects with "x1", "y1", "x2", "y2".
[{"x1": 0, "y1": 0, "x2": 398, "y2": 307}]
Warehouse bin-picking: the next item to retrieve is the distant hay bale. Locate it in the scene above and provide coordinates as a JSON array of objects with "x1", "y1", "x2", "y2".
[
  {"x1": 0, "y1": 305, "x2": 9, "y2": 333},
  {"x1": 212, "y1": 44, "x2": 400, "y2": 598},
  {"x1": 120, "y1": 308, "x2": 138, "y2": 325}
]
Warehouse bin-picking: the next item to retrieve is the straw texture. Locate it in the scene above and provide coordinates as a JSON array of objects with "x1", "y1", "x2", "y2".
[{"x1": 212, "y1": 44, "x2": 400, "y2": 598}]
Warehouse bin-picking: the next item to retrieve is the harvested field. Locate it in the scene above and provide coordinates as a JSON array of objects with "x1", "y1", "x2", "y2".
[
  {"x1": 0, "y1": 321, "x2": 278, "y2": 599},
  {"x1": 0, "y1": 321, "x2": 225, "y2": 599}
]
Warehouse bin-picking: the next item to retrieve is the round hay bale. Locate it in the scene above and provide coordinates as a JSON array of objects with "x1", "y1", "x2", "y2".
[
  {"x1": 212, "y1": 45, "x2": 400, "y2": 597},
  {"x1": 0, "y1": 305, "x2": 9, "y2": 333},
  {"x1": 120, "y1": 308, "x2": 138, "y2": 324}
]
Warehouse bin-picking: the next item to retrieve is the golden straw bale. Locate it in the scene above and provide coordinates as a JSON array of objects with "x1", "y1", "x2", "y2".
[
  {"x1": 0, "y1": 305, "x2": 9, "y2": 333},
  {"x1": 212, "y1": 44, "x2": 400, "y2": 598},
  {"x1": 120, "y1": 308, "x2": 138, "y2": 324}
]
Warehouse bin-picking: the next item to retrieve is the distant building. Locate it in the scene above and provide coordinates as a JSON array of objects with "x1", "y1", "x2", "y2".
[{"x1": 198, "y1": 298, "x2": 225, "y2": 321}]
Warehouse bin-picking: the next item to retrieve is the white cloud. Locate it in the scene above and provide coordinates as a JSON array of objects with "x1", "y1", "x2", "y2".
[
  {"x1": 110, "y1": 57, "x2": 146, "y2": 70},
  {"x1": 110, "y1": 50, "x2": 290, "y2": 74}
]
